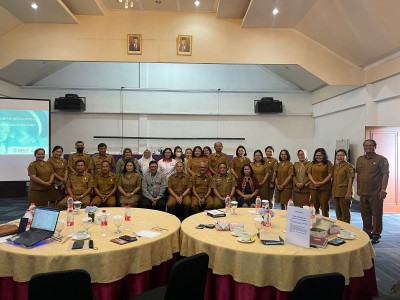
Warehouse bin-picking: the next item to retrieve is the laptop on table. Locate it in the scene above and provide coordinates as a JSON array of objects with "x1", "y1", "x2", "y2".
[{"x1": 8, "y1": 207, "x2": 60, "y2": 247}]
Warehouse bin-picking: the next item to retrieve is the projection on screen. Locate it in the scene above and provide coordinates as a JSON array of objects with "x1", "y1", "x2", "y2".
[{"x1": 0, "y1": 98, "x2": 50, "y2": 181}]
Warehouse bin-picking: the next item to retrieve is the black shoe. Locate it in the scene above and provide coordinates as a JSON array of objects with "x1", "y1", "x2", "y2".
[{"x1": 371, "y1": 237, "x2": 380, "y2": 244}]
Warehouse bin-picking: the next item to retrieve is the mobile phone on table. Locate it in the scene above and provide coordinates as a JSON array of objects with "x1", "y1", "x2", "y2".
[
  {"x1": 119, "y1": 235, "x2": 137, "y2": 242},
  {"x1": 328, "y1": 238, "x2": 346, "y2": 246},
  {"x1": 196, "y1": 224, "x2": 206, "y2": 229}
]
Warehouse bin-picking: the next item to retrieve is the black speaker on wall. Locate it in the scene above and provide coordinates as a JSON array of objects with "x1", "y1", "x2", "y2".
[
  {"x1": 254, "y1": 97, "x2": 283, "y2": 113},
  {"x1": 54, "y1": 94, "x2": 86, "y2": 111}
]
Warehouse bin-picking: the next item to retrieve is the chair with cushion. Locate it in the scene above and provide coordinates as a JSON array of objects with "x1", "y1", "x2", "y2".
[
  {"x1": 132, "y1": 252, "x2": 209, "y2": 300},
  {"x1": 292, "y1": 272, "x2": 345, "y2": 300},
  {"x1": 28, "y1": 269, "x2": 93, "y2": 300}
]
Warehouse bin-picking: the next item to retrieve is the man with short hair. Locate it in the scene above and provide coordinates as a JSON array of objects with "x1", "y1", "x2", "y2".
[
  {"x1": 90, "y1": 143, "x2": 115, "y2": 176},
  {"x1": 59, "y1": 160, "x2": 92, "y2": 210},
  {"x1": 211, "y1": 162, "x2": 237, "y2": 209},
  {"x1": 208, "y1": 142, "x2": 230, "y2": 176},
  {"x1": 356, "y1": 139, "x2": 389, "y2": 244},
  {"x1": 191, "y1": 161, "x2": 213, "y2": 213},
  {"x1": 91, "y1": 161, "x2": 117, "y2": 207},
  {"x1": 141, "y1": 160, "x2": 167, "y2": 211},
  {"x1": 167, "y1": 161, "x2": 192, "y2": 218},
  {"x1": 68, "y1": 141, "x2": 91, "y2": 174}
]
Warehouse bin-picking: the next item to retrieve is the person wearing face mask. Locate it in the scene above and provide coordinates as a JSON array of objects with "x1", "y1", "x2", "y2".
[
  {"x1": 116, "y1": 147, "x2": 140, "y2": 179},
  {"x1": 173, "y1": 146, "x2": 184, "y2": 163},
  {"x1": 68, "y1": 141, "x2": 91, "y2": 174},
  {"x1": 293, "y1": 149, "x2": 312, "y2": 207}
]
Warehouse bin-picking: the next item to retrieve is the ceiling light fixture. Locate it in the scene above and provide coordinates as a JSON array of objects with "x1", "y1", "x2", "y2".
[
  {"x1": 118, "y1": 0, "x2": 123, "y2": 3},
  {"x1": 272, "y1": 8, "x2": 279, "y2": 15},
  {"x1": 194, "y1": 0, "x2": 200, "y2": 6},
  {"x1": 31, "y1": 3, "x2": 38, "y2": 10}
]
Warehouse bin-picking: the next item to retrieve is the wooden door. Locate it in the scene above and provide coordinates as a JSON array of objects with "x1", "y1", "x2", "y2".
[{"x1": 365, "y1": 126, "x2": 399, "y2": 213}]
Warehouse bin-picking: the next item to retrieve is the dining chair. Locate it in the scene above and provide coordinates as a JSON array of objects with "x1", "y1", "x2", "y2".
[
  {"x1": 292, "y1": 272, "x2": 345, "y2": 300},
  {"x1": 28, "y1": 269, "x2": 93, "y2": 300},
  {"x1": 132, "y1": 252, "x2": 209, "y2": 300}
]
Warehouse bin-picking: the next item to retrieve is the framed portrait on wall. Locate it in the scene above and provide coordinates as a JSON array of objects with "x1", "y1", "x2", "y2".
[
  {"x1": 127, "y1": 34, "x2": 142, "y2": 55},
  {"x1": 177, "y1": 35, "x2": 192, "y2": 56}
]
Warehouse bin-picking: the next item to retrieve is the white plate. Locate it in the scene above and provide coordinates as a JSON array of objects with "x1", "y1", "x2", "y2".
[
  {"x1": 72, "y1": 233, "x2": 91, "y2": 240},
  {"x1": 337, "y1": 234, "x2": 356, "y2": 240},
  {"x1": 231, "y1": 232, "x2": 242, "y2": 237},
  {"x1": 237, "y1": 237, "x2": 255, "y2": 243},
  {"x1": 247, "y1": 210, "x2": 256, "y2": 214}
]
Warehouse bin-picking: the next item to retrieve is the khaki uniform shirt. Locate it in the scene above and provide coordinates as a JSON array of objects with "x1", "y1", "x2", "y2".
[
  {"x1": 168, "y1": 172, "x2": 192, "y2": 196},
  {"x1": 293, "y1": 161, "x2": 311, "y2": 193},
  {"x1": 208, "y1": 153, "x2": 230, "y2": 174},
  {"x1": 68, "y1": 152, "x2": 91, "y2": 171},
  {"x1": 307, "y1": 161, "x2": 333, "y2": 190},
  {"x1": 231, "y1": 157, "x2": 251, "y2": 178},
  {"x1": 332, "y1": 162, "x2": 355, "y2": 197},
  {"x1": 356, "y1": 154, "x2": 389, "y2": 196},
  {"x1": 192, "y1": 173, "x2": 212, "y2": 198},
  {"x1": 117, "y1": 173, "x2": 141, "y2": 193},
  {"x1": 250, "y1": 162, "x2": 268, "y2": 183},
  {"x1": 90, "y1": 154, "x2": 116, "y2": 175},
  {"x1": 187, "y1": 157, "x2": 208, "y2": 174},
  {"x1": 94, "y1": 172, "x2": 117, "y2": 194},
  {"x1": 28, "y1": 161, "x2": 54, "y2": 191},
  {"x1": 265, "y1": 157, "x2": 278, "y2": 179},
  {"x1": 276, "y1": 161, "x2": 294, "y2": 189},
  {"x1": 48, "y1": 157, "x2": 67, "y2": 178},
  {"x1": 211, "y1": 174, "x2": 237, "y2": 196},
  {"x1": 67, "y1": 172, "x2": 92, "y2": 195}
]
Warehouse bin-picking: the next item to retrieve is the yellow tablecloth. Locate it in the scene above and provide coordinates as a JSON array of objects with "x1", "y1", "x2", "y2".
[
  {"x1": 0, "y1": 208, "x2": 180, "y2": 283},
  {"x1": 180, "y1": 208, "x2": 375, "y2": 291}
]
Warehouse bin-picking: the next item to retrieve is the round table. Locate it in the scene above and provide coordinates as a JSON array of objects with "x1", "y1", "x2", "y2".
[
  {"x1": 180, "y1": 208, "x2": 377, "y2": 300},
  {"x1": 0, "y1": 208, "x2": 181, "y2": 299}
]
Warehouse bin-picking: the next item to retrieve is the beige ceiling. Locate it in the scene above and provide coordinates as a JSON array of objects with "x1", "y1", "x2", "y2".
[{"x1": 0, "y1": 0, "x2": 400, "y2": 93}]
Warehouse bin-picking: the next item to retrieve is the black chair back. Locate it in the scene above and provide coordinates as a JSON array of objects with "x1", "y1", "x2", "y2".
[
  {"x1": 164, "y1": 252, "x2": 209, "y2": 300},
  {"x1": 293, "y1": 272, "x2": 345, "y2": 300},
  {"x1": 28, "y1": 269, "x2": 93, "y2": 300}
]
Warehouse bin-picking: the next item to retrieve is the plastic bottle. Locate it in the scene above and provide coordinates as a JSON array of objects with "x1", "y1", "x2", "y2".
[
  {"x1": 255, "y1": 196, "x2": 261, "y2": 208},
  {"x1": 66, "y1": 209, "x2": 74, "y2": 237},
  {"x1": 28, "y1": 203, "x2": 36, "y2": 217},
  {"x1": 101, "y1": 209, "x2": 108, "y2": 236},
  {"x1": 263, "y1": 208, "x2": 272, "y2": 232},
  {"x1": 67, "y1": 197, "x2": 74, "y2": 211},
  {"x1": 24, "y1": 209, "x2": 33, "y2": 231},
  {"x1": 225, "y1": 195, "x2": 231, "y2": 214},
  {"x1": 124, "y1": 205, "x2": 132, "y2": 231},
  {"x1": 287, "y1": 198, "x2": 294, "y2": 208}
]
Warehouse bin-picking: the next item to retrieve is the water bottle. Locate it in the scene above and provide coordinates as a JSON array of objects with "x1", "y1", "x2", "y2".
[
  {"x1": 255, "y1": 196, "x2": 261, "y2": 213},
  {"x1": 67, "y1": 197, "x2": 74, "y2": 210},
  {"x1": 101, "y1": 209, "x2": 108, "y2": 236},
  {"x1": 287, "y1": 198, "x2": 294, "y2": 208},
  {"x1": 24, "y1": 209, "x2": 33, "y2": 231},
  {"x1": 225, "y1": 195, "x2": 231, "y2": 214},
  {"x1": 66, "y1": 209, "x2": 74, "y2": 237},
  {"x1": 264, "y1": 208, "x2": 272, "y2": 232},
  {"x1": 310, "y1": 204, "x2": 316, "y2": 225},
  {"x1": 28, "y1": 203, "x2": 36, "y2": 217},
  {"x1": 124, "y1": 205, "x2": 132, "y2": 231}
]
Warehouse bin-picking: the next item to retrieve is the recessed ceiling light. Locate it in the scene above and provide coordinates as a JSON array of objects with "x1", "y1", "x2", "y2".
[
  {"x1": 118, "y1": 0, "x2": 123, "y2": 3},
  {"x1": 194, "y1": 0, "x2": 200, "y2": 6},
  {"x1": 31, "y1": 3, "x2": 38, "y2": 10},
  {"x1": 272, "y1": 8, "x2": 279, "y2": 15}
]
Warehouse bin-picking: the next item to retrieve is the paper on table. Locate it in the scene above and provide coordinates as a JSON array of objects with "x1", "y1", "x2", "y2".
[
  {"x1": 0, "y1": 234, "x2": 14, "y2": 243},
  {"x1": 135, "y1": 230, "x2": 161, "y2": 238},
  {"x1": 285, "y1": 206, "x2": 310, "y2": 248}
]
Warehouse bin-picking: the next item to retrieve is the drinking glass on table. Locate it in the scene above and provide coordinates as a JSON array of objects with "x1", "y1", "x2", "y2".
[
  {"x1": 55, "y1": 219, "x2": 65, "y2": 238},
  {"x1": 254, "y1": 217, "x2": 264, "y2": 237},
  {"x1": 81, "y1": 217, "x2": 93, "y2": 235},
  {"x1": 113, "y1": 215, "x2": 123, "y2": 234}
]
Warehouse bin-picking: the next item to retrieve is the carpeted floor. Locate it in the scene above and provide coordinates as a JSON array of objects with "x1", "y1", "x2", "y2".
[{"x1": 0, "y1": 197, "x2": 399, "y2": 297}]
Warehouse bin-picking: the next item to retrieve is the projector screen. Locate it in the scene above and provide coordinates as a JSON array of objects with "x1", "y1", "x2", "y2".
[{"x1": 0, "y1": 98, "x2": 51, "y2": 181}]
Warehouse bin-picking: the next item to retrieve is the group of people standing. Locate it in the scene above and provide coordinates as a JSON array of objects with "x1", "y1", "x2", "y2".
[{"x1": 27, "y1": 139, "x2": 389, "y2": 243}]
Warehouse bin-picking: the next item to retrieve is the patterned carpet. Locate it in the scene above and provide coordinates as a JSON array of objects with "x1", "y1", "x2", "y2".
[{"x1": 0, "y1": 197, "x2": 399, "y2": 297}]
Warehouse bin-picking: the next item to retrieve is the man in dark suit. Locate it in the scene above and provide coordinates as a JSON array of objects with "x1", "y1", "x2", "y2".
[
  {"x1": 129, "y1": 36, "x2": 140, "y2": 52},
  {"x1": 179, "y1": 37, "x2": 190, "y2": 52}
]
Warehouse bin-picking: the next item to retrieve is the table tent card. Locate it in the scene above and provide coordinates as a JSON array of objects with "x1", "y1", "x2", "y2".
[{"x1": 285, "y1": 206, "x2": 310, "y2": 248}]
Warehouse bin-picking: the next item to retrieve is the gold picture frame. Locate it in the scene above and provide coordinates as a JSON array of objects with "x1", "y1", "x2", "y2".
[
  {"x1": 127, "y1": 34, "x2": 142, "y2": 55},
  {"x1": 177, "y1": 35, "x2": 192, "y2": 56}
]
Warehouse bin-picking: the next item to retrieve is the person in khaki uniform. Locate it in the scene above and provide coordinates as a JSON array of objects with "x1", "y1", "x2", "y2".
[
  {"x1": 251, "y1": 150, "x2": 271, "y2": 207},
  {"x1": 265, "y1": 146, "x2": 278, "y2": 204},
  {"x1": 191, "y1": 162, "x2": 213, "y2": 213},
  {"x1": 90, "y1": 143, "x2": 116, "y2": 176},
  {"x1": 28, "y1": 148, "x2": 54, "y2": 207},
  {"x1": 356, "y1": 139, "x2": 389, "y2": 244},
  {"x1": 48, "y1": 145, "x2": 68, "y2": 205},
  {"x1": 276, "y1": 149, "x2": 294, "y2": 210},
  {"x1": 211, "y1": 162, "x2": 237, "y2": 209},
  {"x1": 332, "y1": 149, "x2": 355, "y2": 223},
  {"x1": 91, "y1": 161, "x2": 117, "y2": 207},
  {"x1": 59, "y1": 160, "x2": 92, "y2": 210},
  {"x1": 117, "y1": 161, "x2": 141, "y2": 207},
  {"x1": 67, "y1": 141, "x2": 91, "y2": 174},
  {"x1": 307, "y1": 148, "x2": 333, "y2": 217},
  {"x1": 208, "y1": 142, "x2": 230, "y2": 176},
  {"x1": 167, "y1": 161, "x2": 192, "y2": 218},
  {"x1": 293, "y1": 149, "x2": 312, "y2": 207},
  {"x1": 187, "y1": 146, "x2": 208, "y2": 176},
  {"x1": 230, "y1": 146, "x2": 251, "y2": 180}
]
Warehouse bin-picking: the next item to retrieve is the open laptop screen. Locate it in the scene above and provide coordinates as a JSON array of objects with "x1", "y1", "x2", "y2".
[{"x1": 31, "y1": 207, "x2": 59, "y2": 231}]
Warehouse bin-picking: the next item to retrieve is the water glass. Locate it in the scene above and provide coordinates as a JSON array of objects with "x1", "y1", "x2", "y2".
[
  {"x1": 55, "y1": 219, "x2": 65, "y2": 237},
  {"x1": 113, "y1": 215, "x2": 123, "y2": 234},
  {"x1": 231, "y1": 201, "x2": 238, "y2": 215},
  {"x1": 81, "y1": 217, "x2": 92, "y2": 235}
]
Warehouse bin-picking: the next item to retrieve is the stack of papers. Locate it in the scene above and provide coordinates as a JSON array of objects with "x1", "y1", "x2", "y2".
[
  {"x1": 207, "y1": 210, "x2": 226, "y2": 218},
  {"x1": 259, "y1": 232, "x2": 284, "y2": 245}
]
